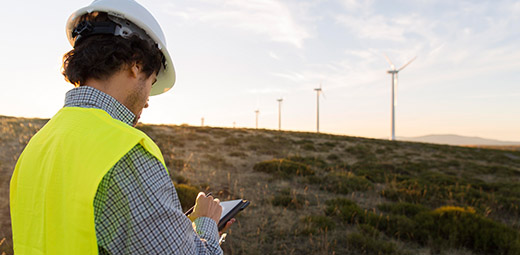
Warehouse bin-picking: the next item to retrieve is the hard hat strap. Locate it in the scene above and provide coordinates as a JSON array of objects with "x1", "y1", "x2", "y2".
[{"x1": 72, "y1": 21, "x2": 117, "y2": 47}]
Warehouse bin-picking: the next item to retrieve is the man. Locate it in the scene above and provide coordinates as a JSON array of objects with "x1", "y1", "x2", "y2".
[{"x1": 10, "y1": 0, "x2": 229, "y2": 254}]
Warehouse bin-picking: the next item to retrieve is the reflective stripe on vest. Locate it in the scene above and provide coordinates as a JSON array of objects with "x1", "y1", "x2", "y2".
[{"x1": 10, "y1": 107, "x2": 166, "y2": 254}]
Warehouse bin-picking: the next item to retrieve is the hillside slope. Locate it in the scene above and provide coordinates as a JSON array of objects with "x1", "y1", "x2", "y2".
[{"x1": 1, "y1": 115, "x2": 520, "y2": 254}]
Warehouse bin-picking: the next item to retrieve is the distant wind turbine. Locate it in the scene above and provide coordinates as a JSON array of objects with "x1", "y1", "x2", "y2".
[
  {"x1": 314, "y1": 84, "x2": 325, "y2": 133},
  {"x1": 385, "y1": 55, "x2": 417, "y2": 141},
  {"x1": 255, "y1": 109, "x2": 260, "y2": 129},
  {"x1": 277, "y1": 98, "x2": 283, "y2": 131}
]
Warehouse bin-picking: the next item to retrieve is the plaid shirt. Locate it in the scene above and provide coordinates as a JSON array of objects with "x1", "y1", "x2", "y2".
[{"x1": 64, "y1": 86, "x2": 222, "y2": 255}]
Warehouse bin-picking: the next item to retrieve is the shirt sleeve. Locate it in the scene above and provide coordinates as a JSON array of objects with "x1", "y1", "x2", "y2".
[{"x1": 93, "y1": 144, "x2": 223, "y2": 255}]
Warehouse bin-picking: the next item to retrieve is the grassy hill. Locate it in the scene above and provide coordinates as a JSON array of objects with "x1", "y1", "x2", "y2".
[{"x1": 1, "y1": 115, "x2": 520, "y2": 254}]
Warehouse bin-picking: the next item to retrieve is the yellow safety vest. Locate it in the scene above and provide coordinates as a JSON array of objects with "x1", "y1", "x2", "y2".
[{"x1": 10, "y1": 107, "x2": 166, "y2": 255}]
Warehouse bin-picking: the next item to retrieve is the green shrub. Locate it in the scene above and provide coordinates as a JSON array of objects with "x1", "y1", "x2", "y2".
[
  {"x1": 377, "y1": 202, "x2": 429, "y2": 218},
  {"x1": 357, "y1": 224, "x2": 380, "y2": 238},
  {"x1": 253, "y1": 159, "x2": 314, "y2": 178},
  {"x1": 246, "y1": 136, "x2": 285, "y2": 156},
  {"x1": 323, "y1": 171, "x2": 372, "y2": 194},
  {"x1": 326, "y1": 154, "x2": 340, "y2": 161},
  {"x1": 271, "y1": 188, "x2": 305, "y2": 209},
  {"x1": 287, "y1": 155, "x2": 328, "y2": 169},
  {"x1": 321, "y1": 141, "x2": 337, "y2": 148},
  {"x1": 351, "y1": 161, "x2": 411, "y2": 183},
  {"x1": 414, "y1": 206, "x2": 520, "y2": 254},
  {"x1": 372, "y1": 214, "x2": 416, "y2": 241},
  {"x1": 345, "y1": 144, "x2": 375, "y2": 160},
  {"x1": 417, "y1": 171, "x2": 465, "y2": 186},
  {"x1": 302, "y1": 143, "x2": 316, "y2": 151},
  {"x1": 175, "y1": 184, "x2": 199, "y2": 211},
  {"x1": 300, "y1": 215, "x2": 335, "y2": 235},
  {"x1": 325, "y1": 198, "x2": 364, "y2": 223},
  {"x1": 223, "y1": 136, "x2": 241, "y2": 146},
  {"x1": 228, "y1": 151, "x2": 247, "y2": 157}
]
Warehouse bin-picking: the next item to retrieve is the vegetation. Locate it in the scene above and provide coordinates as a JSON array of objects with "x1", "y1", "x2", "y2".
[
  {"x1": 253, "y1": 158, "x2": 314, "y2": 178},
  {"x1": 1, "y1": 115, "x2": 520, "y2": 254}
]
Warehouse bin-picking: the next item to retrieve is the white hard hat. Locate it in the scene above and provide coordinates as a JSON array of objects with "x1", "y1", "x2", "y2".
[{"x1": 66, "y1": 0, "x2": 175, "y2": 96}]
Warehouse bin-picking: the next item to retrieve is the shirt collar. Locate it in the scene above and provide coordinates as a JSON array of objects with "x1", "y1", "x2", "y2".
[{"x1": 64, "y1": 86, "x2": 136, "y2": 126}]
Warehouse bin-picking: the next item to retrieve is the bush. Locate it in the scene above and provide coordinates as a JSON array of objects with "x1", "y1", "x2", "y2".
[
  {"x1": 325, "y1": 198, "x2": 364, "y2": 223},
  {"x1": 323, "y1": 171, "x2": 373, "y2": 194},
  {"x1": 302, "y1": 143, "x2": 316, "y2": 151},
  {"x1": 377, "y1": 202, "x2": 429, "y2": 218},
  {"x1": 326, "y1": 153, "x2": 340, "y2": 161},
  {"x1": 351, "y1": 161, "x2": 411, "y2": 183},
  {"x1": 253, "y1": 159, "x2": 314, "y2": 178},
  {"x1": 228, "y1": 151, "x2": 247, "y2": 157},
  {"x1": 300, "y1": 215, "x2": 335, "y2": 235},
  {"x1": 271, "y1": 188, "x2": 305, "y2": 209},
  {"x1": 414, "y1": 206, "x2": 520, "y2": 254},
  {"x1": 326, "y1": 198, "x2": 520, "y2": 254},
  {"x1": 223, "y1": 136, "x2": 241, "y2": 146},
  {"x1": 287, "y1": 155, "x2": 328, "y2": 169},
  {"x1": 357, "y1": 224, "x2": 380, "y2": 238},
  {"x1": 345, "y1": 144, "x2": 375, "y2": 160},
  {"x1": 175, "y1": 184, "x2": 199, "y2": 212}
]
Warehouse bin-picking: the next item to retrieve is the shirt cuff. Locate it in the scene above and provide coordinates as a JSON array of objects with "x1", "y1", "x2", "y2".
[{"x1": 193, "y1": 217, "x2": 220, "y2": 243}]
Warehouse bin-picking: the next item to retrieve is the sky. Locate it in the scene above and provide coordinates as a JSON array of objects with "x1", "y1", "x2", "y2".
[{"x1": 1, "y1": 0, "x2": 519, "y2": 141}]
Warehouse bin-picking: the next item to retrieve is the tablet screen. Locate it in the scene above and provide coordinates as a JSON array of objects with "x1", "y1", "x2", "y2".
[{"x1": 220, "y1": 199, "x2": 242, "y2": 220}]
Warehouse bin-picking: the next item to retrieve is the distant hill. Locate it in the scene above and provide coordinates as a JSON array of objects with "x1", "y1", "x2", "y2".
[{"x1": 398, "y1": 134, "x2": 520, "y2": 146}]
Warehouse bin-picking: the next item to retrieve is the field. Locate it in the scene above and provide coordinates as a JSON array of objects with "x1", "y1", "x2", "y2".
[{"x1": 1, "y1": 115, "x2": 520, "y2": 254}]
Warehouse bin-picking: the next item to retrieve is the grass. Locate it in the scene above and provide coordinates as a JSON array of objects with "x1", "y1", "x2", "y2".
[{"x1": 1, "y1": 115, "x2": 520, "y2": 255}]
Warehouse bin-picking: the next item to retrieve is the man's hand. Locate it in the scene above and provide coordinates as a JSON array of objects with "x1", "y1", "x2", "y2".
[
  {"x1": 189, "y1": 192, "x2": 222, "y2": 224},
  {"x1": 219, "y1": 218, "x2": 236, "y2": 236}
]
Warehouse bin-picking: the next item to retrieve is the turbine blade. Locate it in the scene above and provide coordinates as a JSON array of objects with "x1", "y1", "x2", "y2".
[
  {"x1": 398, "y1": 56, "x2": 417, "y2": 72},
  {"x1": 384, "y1": 54, "x2": 395, "y2": 70}
]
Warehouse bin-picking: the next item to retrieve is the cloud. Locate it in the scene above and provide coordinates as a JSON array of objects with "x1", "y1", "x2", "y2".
[
  {"x1": 268, "y1": 51, "x2": 280, "y2": 60},
  {"x1": 166, "y1": 0, "x2": 311, "y2": 48},
  {"x1": 271, "y1": 71, "x2": 306, "y2": 83},
  {"x1": 335, "y1": 15, "x2": 406, "y2": 42}
]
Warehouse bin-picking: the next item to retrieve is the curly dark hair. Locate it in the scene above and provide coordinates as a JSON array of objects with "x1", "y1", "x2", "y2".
[{"x1": 62, "y1": 12, "x2": 164, "y2": 86}]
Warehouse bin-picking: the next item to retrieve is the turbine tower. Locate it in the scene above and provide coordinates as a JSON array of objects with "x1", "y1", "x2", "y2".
[
  {"x1": 277, "y1": 98, "x2": 283, "y2": 131},
  {"x1": 385, "y1": 55, "x2": 417, "y2": 141},
  {"x1": 314, "y1": 84, "x2": 325, "y2": 133},
  {"x1": 255, "y1": 109, "x2": 259, "y2": 129}
]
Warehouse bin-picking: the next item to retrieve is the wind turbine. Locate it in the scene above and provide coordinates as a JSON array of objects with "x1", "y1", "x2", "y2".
[
  {"x1": 314, "y1": 84, "x2": 325, "y2": 133},
  {"x1": 277, "y1": 98, "x2": 283, "y2": 131},
  {"x1": 255, "y1": 109, "x2": 260, "y2": 129},
  {"x1": 385, "y1": 55, "x2": 417, "y2": 141}
]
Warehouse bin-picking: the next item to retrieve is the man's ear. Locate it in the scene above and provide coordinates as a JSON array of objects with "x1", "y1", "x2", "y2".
[{"x1": 129, "y1": 62, "x2": 141, "y2": 78}]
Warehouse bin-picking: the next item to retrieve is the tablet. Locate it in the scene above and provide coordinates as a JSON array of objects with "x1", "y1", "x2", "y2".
[{"x1": 218, "y1": 199, "x2": 250, "y2": 231}]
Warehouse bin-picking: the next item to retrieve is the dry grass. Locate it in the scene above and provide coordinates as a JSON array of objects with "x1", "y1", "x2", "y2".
[{"x1": 1, "y1": 115, "x2": 520, "y2": 254}]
